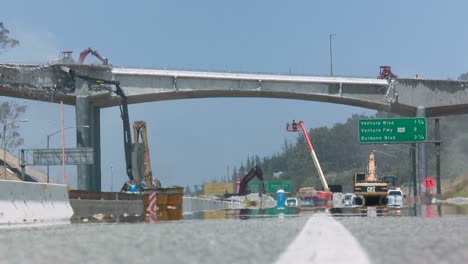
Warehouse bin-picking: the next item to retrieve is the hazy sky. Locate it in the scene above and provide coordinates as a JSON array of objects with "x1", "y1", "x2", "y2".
[{"x1": 1, "y1": 1, "x2": 467, "y2": 190}]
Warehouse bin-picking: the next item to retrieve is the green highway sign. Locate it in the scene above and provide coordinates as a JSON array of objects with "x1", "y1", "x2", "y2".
[
  {"x1": 359, "y1": 118, "x2": 427, "y2": 143},
  {"x1": 248, "y1": 180, "x2": 292, "y2": 193}
]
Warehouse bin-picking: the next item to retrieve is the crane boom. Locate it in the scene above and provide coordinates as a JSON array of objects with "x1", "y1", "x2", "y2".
[{"x1": 287, "y1": 121, "x2": 329, "y2": 192}]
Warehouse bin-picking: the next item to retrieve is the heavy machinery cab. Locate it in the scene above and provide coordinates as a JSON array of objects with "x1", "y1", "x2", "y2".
[
  {"x1": 59, "y1": 51, "x2": 74, "y2": 64},
  {"x1": 378, "y1": 66, "x2": 398, "y2": 80}
]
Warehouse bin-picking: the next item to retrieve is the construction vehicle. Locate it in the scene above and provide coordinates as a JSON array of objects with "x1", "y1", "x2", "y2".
[
  {"x1": 286, "y1": 120, "x2": 333, "y2": 206},
  {"x1": 378, "y1": 66, "x2": 398, "y2": 80},
  {"x1": 353, "y1": 151, "x2": 389, "y2": 206},
  {"x1": 296, "y1": 187, "x2": 331, "y2": 207},
  {"x1": 78, "y1": 48, "x2": 109, "y2": 65},
  {"x1": 60, "y1": 66, "x2": 159, "y2": 191},
  {"x1": 387, "y1": 188, "x2": 405, "y2": 208},
  {"x1": 238, "y1": 165, "x2": 265, "y2": 195},
  {"x1": 51, "y1": 48, "x2": 109, "y2": 65},
  {"x1": 133, "y1": 121, "x2": 161, "y2": 188},
  {"x1": 286, "y1": 121, "x2": 331, "y2": 193}
]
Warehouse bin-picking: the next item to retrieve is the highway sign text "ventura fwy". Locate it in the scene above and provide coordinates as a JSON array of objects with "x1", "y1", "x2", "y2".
[{"x1": 359, "y1": 118, "x2": 427, "y2": 143}]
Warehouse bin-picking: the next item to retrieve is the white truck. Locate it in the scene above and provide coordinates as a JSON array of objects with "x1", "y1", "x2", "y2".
[{"x1": 386, "y1": 188, "x2": 405, "y2": 208}]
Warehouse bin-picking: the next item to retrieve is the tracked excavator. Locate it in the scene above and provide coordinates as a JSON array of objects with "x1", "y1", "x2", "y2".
[
  {"x1": 353, "y1": 151, "x2": 389, "y2": 206},
  {"x1": 238, "y1": 165, "x2": 265, "y2": 195},
  {"x1": 60, "y1": 67, "x2": 160, "y2": 191},
  {"x1": 52, "y1": 48, "x2": 109, "y2": 65}
]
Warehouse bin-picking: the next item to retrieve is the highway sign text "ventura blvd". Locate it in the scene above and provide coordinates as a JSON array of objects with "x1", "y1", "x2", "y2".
[{"x1": 359, "y1": 118, "x2": 427, "y2": 143}]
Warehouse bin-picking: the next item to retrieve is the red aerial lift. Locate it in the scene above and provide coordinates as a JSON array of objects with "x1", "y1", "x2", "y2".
[
  {"x1": 78, "y1": 48, "x2": 109, "y2": 65},
  {"x1": 286, "y1": 120, "x2": 332, "y2": 201}
]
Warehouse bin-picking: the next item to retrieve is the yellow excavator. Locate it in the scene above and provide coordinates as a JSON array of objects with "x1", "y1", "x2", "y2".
[
  {"x1": 354, "y1": 151, "x2": 388, "y2": 206},
  {"x1": 134, "y1": 121, "x2": 161, "y2": 189}
]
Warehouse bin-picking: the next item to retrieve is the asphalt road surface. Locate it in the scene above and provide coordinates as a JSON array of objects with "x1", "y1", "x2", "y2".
[{"x1": 1, "y1": 206, "x2": 467, "y2": 264}]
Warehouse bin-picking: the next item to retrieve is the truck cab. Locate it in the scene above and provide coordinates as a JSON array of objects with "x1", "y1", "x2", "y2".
[{"x1": 387, "y1": 188, "x2": 405, "y2": 208}]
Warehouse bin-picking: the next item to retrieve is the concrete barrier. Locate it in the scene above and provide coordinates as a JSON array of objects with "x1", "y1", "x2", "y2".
[
  {"x1": 0, "y1": 180, "x2": 73, "y2": 228},
  {"x1": 183, "y1": 197, "x2": 243, "y2": 214},
  {"x1": 70, "y1": 199, "x2": 143, "y2": 219}
]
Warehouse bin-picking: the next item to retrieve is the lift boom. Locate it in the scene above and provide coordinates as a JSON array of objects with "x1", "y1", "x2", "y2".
[{"x1": 287, "y1": 120, "x2": 330, "y2": 192}]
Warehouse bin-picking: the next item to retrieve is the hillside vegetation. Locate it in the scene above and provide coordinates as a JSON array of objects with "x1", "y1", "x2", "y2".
[{"x1": 232, "y1": 111, "x2": 468, "y2": 194}]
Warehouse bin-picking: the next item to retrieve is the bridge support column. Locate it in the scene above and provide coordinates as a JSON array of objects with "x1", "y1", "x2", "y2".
[
  {"x1": 76, "y1": 96, "x2": 101, "y2": 192},
  {"x1": 416, "y1": 106, "x2": 427, "y2": 198}
]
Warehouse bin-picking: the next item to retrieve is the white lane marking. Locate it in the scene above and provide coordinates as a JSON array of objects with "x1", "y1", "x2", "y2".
[{"x1": 275, "y1": 214, "x2": 370, "y2": 264}]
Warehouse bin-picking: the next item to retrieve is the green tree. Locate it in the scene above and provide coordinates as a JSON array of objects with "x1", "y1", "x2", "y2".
[
  {"x1": 231, "y1": 166, "x2": 238, "y2": 180},
  {"x1": 238, "y1": 163, "x2": 246, "y2": 178},
  {"x1": 0, "y1": 23, "x2": 26, "y2": 153},
  {"x1": 0, "y1": 101, "x2": 27, "y2": 152},
  {"x1": 458, "y1": 73, "x2": 468, "y2": 81},
  {"x1": 0, "y1": 22, "x2": 19, "y2": 53}
]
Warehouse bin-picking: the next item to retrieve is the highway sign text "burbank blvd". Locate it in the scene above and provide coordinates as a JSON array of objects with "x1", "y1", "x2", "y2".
[{"x1": 358, "y1": 118, "x2": 427, "y2": 143}]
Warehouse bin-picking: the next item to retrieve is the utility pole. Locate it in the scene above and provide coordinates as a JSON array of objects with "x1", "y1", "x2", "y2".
[
  {"x1": 329, "y1": 34, "x2": 336, "y2": 77},
  {"x1": 110, "y1": 164, "x2": 114, "y2": 192},
  {"x1": 435, "y1": 118, "x2": 441, "y2": 199}
]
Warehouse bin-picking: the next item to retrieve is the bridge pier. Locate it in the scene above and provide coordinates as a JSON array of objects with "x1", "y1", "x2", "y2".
[{"x1": 76, "y1": 96, "x2": 101, "y2": 192}]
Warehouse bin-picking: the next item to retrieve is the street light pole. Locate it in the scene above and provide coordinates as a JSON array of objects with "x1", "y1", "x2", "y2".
[
  {"x1": 3, "y1": 119, "x2": 28, "y2": 179},
  {"x1": 329, "y1": 33, "x2": 336, "y2": 77},
  {"x1": 47, "y1": 134, "x2": 50, "y2": 183},
  {"x1": 3, "y1": 123, "x2": 7, "y2": 179}
]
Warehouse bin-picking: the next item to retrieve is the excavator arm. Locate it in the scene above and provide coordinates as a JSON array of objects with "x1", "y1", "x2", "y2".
[
  {"x1": 133, "y1": 121, "x2": 161, "y2": 188},
  {"x1": 60, "y1": 66, "x2": 133, "y2": 182},
  {"x1": 78, "y1": 48, "x2": 109, "y2": 65},
  {"x1": 238, "y1": 165, "x2": 264, "y2": 195}
]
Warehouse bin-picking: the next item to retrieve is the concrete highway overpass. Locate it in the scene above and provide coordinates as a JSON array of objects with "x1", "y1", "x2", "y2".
[{"x1": 1, "y1": 63, "x2": 468, "y2": 191}]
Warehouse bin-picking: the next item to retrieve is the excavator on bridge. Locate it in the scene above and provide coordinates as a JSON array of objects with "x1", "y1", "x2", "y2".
[
  {"x1": 60, "y1": 66, "x2": 160, "y2": 191},
  {"x1": 51, "y1": 48, "x2": 109, "y2": 65},
  {"x1": 78, "y1": 48, "x2": 109, "y2": 65},
  {"x1": 378, "y1": 66, "x2": 398, "y2": 80},
  {"x1": 237, "y1": 165, "x2": 265, "y2": 195}
]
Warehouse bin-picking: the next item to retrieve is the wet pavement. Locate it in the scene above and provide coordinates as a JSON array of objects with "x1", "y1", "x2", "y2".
[
  {"x1": 2, "y1": 203, "x2": 468, "y2": 264},
  {"x1": 71, "y1": 202, "x2": 468, "y2": 223}
]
